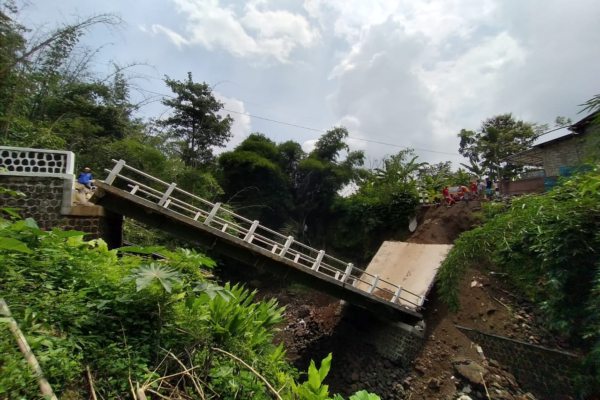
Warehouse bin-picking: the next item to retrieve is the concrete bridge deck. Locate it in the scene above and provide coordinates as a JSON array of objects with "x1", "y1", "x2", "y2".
[{"x1": 92, "y1": 159, "x2": 447, "y2": 323}]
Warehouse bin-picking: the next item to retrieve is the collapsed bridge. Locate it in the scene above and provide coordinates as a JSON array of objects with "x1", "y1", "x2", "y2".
[{"x1": 92, "y1": 159, "x2": 451, "y2": 324}]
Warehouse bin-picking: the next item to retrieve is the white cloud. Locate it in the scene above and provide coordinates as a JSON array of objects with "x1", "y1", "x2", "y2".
[
  {"x1": 215, "y1": 94, "x2": 252, "y2": 152},
  {"x1": 150, "y1": 24, "x2": 189, "y2": 48},
  {"x1": 301, "y1": 138, "x2": 317, "y2": 153},
  {"x1": 420, "y1": 31, "x2": 527, "y2": 140},
  {"x1": 149, "y1": 0, "x2": 320, "y2": 62}
]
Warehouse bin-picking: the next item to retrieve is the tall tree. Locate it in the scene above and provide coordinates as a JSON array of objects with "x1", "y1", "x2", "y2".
[
  {"x1": 218, "y1": 133, "x2": 293, "y2": 227},
  {"x1": 294, "y1": 127, "x2": 364, "y2": 239},
  {"x1": 458, "y1": 113, "x2": 537, "y2": 179},
  {"x1": 159, "y1": 73, "x2": 233, "y2": 167}
]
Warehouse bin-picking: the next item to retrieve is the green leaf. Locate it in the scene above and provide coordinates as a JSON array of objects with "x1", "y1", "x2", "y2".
[
  {"x1": 0, "y1": 237, "x2": 32, "y2": 253},
  {"x1": 24, "y1": 218, "x2": 38, "y2": 229},
  {"x1": 349, "y1": 390, "x2": 381, "y2": 400},
  {"x1": 52, "y1": 229, "x2": 86, "y2": 238},
  {"x1": 128, "y1": 264, "x2": 182, "y2": 293},
  {"x1": 318, "y1": 353, "x2": 332, "y2": 382},
  {"x1": 1, "y1": 207, "x2": 22, "y2": 219},
  {"x1": 194, "y1": 282, "x2": 233, "y2": 301},
  {"x1": 307, "y1": 360, "x2": 321, "y2": 389},
  {"x1": 117, "y1": 245, "x2": 166, "y2": 255}
]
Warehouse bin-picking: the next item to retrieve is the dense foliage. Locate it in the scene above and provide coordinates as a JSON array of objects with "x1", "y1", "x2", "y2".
[
  {"x1": 436, "y1": 167, "x2": 600, "y2": 393},
  {"x1": 0, "y1": 210, "x2": 381, "y2": 399},
  {"x1": 458, "y1": 113, "x2": 538, "y2": 179}
]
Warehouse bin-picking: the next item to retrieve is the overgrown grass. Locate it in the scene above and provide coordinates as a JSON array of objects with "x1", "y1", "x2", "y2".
[{"x1": 437, "y1": 166, "x2": 600, "y2": 394}]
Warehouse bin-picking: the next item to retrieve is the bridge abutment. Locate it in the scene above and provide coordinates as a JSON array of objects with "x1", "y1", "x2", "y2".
[
  {"x1": 341, "y1": 304, "x2": 425, "y2": 367},
  {"x1": 0, "y1": 174, "x2": 122, "y2": 248}
]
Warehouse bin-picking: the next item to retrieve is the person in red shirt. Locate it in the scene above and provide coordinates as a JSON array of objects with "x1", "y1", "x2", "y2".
[
  {"x1": 442, "y1": 186, "x2": 455, "y2": 206},
  {"x1": 470, "y1": 181, "x2": 478, "y2": 199}
]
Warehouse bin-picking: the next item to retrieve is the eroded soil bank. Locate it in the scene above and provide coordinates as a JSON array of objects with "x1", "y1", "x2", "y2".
[{"x1": 218, "y1": 201, "x2": 576, "y2": 399}]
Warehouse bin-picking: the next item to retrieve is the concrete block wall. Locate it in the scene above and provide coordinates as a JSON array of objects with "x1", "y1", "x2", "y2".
[
  {"x1": 457, "y1": 325, "x2": 579, "y2": 399},
  {"x1": 541, "y1": 137, "x2": 586, "y2": 177},
  {"x1": 501, "y1": 176, "x2": 545, "y2": 195},
  {"x1": 0, "y1": 176, "x2": 122, "y2": 247},
  {"x1": 363, "y1": 320, "x2": 424, "y2": 366},
  {"x1": 342, "y1": 305, "x2": 425, "y2": 367}
]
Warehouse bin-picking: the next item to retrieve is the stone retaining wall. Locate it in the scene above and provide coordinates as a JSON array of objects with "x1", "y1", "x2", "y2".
[
  {"x1": 456, "y1": 325, "x2": 580, "y2": 399},
  {"x1": 0, "y1": 176, "x2": 122, "y2": 247},
  {"x1": 342, "y1": 305, "x2": 425, "y2": 367}
]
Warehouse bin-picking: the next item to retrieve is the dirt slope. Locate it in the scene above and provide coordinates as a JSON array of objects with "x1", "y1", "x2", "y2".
[
  {"x1": 222, "y1": 200, "x2": 557, "y2": 399},
  {"x1": 403, "y1": 201, "x2": 558, "y2": 400}
]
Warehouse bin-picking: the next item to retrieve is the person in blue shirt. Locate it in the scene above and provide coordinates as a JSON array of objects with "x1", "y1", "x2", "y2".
[{"x1": 77, "y1": 167, "x2": 94, "y2": 189}]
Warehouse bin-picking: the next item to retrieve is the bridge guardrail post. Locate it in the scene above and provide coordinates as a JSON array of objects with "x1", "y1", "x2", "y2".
[
  {"x1": 279, "y1": 236, "x2": 294, "y2": 257},
  {"x1": 204, "y1": 202, "x2": 221, "y2": 226},
  {"x1": 368, "y1": 275, "x2": 380, "y2": 294},
  {"x1": 105, "y1": 160, "x2": 126, "y2": 185},
  {"x1": 341, "y1": 263, "x2": 353, "y2": 283},
  {"x1": 244, "y1": 220, "x2": 259, "y2": 242},
  {"x1": 158, "y1": 183, "x2": 177, "y2": 206},
  {"x1": 311, "y1": 250, "x2": 325, "y2": 271},
  {"x1": 391, "y1": 286, "x2": 403, "y2": 303}
]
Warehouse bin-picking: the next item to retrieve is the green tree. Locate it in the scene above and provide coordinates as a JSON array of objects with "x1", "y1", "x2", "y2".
[
  {"x1": 159, "y1": 73, "x2": 233, "y2": 167},
  {"x1": 458, "y1": 114, "x2": 537, "y2": 179},
  {"x1": 218, "y1": 134, "x2": 293, "y2": 227},
  {"x1": 328, "y1": 149, "x2": 420, "y2": 261},
  {"x1": 294, "y1": 127, "x2": 364, "y2": 239}
]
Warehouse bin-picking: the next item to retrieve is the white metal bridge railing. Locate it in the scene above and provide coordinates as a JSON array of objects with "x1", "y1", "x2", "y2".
[{"x1": 103, "y1": 159, "x2": 425, "y2": 310}]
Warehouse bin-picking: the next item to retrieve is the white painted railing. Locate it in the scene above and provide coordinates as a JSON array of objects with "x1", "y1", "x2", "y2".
[
  {"x1": 104, "y1": 159, "x2": 425, "y2": 310},
  {"x1": 0, "y1": 146, "x2": 74, "y2": 178}
]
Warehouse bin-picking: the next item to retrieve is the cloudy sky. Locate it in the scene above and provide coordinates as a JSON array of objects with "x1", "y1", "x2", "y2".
[{"x1": 18, "y1": 0, "x2": 600, "y2": 166}]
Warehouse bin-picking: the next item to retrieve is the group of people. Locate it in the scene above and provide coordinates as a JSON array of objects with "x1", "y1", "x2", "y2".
[{"x1": 442, "y1": 178, "x2": 498, "y2": 206}]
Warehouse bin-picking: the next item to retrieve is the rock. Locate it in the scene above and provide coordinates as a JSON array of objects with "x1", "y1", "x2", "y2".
[
  {"x1": 454, "y1": 360, "x2": 486, "y2": 386},
  {"x1": 456, "y1": 395, "x2": 473, "y2": 400},
  {"x1": 414, "y1": 364, "x2": 427, "y2": 375},
  {"x1": 476, "y1": 345, "x2": 485, "y2": 359},
  {"x1": 427, "y1": 378, "x2": 441, "y2": 391},
  {"x1": 296, "y1": 305, "x2": 311, "y2": 318},
  {"x1": 393, "y1": 383, "x2": 405, "y2": 396}
]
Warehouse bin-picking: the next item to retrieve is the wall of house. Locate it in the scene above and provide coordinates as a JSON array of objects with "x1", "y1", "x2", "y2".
[
  {"x1": 541, "y1": 135, "x2": 587, "y2": 177},
  {"x1": 501, "y1": 176, "x2": 545, "y2": 195}
]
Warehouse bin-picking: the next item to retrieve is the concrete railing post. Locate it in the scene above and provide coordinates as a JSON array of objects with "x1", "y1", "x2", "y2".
[
  {"x1": 311, "y1": 250, "x2": 325, "y2": 271},
  {"x1": 105, "y1": 160, "x2": 126, "y2": 185},
  {"x1": 391, "y1": 286, "x2": 403, "y2": 303},
  {"x1": 204, "y1": 202, "x2": 221, "y2": 226},
  {"x1": 158, "y1": 183, "x2": 177, "y2": 206},
  {"x1": 244, "y1": 220, "x2": 259, "y2": 242},
  {"x1": 368, "y1": 275, "x2": 380, "y2": 294},
  {"x1": 341, "y1": 263, "x2": 354, "y2": 283},
  {"x1": 279, "y1": 236, "x2": 294, "y2": 257}
]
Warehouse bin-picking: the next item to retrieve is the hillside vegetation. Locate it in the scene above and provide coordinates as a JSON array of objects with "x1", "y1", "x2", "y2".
[
  {"x1": 437, "y1": 167, "x2": 600, "y2": 394},
  {"x1": 0, "y1": 202, "x2": 381, "y2": 399}
]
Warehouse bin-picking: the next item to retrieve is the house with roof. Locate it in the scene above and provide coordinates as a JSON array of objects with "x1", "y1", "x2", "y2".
[{"x1": 502, "y1": 111, "x2": 598, "y2": 195}]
